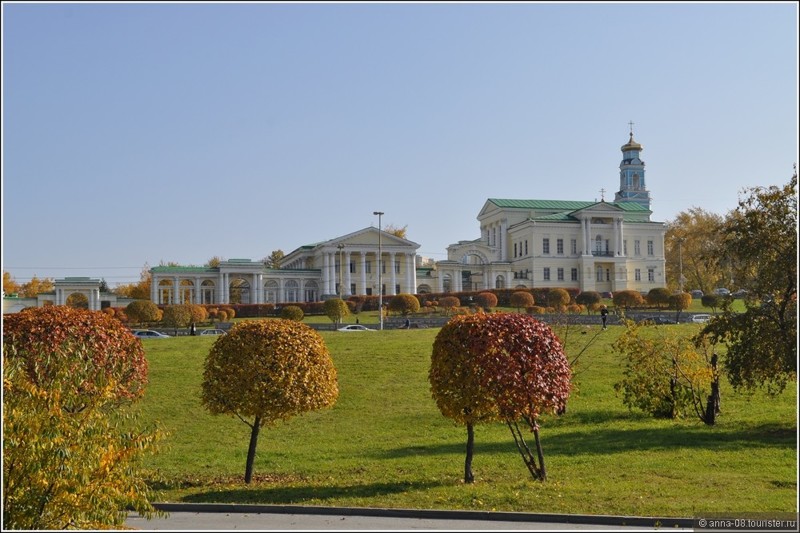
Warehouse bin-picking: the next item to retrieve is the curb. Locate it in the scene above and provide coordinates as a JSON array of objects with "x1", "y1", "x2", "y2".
[{"x1": 150, "y1": 502, "x2": 694, "y2": 528}]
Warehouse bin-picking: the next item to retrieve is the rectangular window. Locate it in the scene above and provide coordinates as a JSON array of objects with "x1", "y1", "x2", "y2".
[
  {"x1": 395, "y1": 260, "x2": 401, "y2": 274},
  {"x1": 543, "y1": 238, "x2": 550, "y2": 254},
  {"x1": 514, "y1": 243, "x2": 518, "y2": 258},
  {"x1": 557, "y1": 268, "x2": 564, "y2": 281},
  {"x1": 350, "y1": 283, "x2": 356, "y2": 295},
  {"x1": 648, "y1": 268, "x2": 655, "y2": 282},
  {"x1": 634, "y1": 240, "x2": 641, "y2": 256},
  {"x1": 525, "y1": 240, "x2": 528, "y2": 255},
  {"x1": 624, "y1": 240, "x2": 628, "y2": 256},
  {"x1": 596, "y1": 267, "x2": 603, "y2": 282},
  {"x1": 571, "y1": 268, "x2": 578, "y2": 281},
  {"x1": 350, "y1": 262, "x2": 356, "y2": 274},
  {"x1": 557, "y1": 238, "x2": 564, "y2": 255},
  {"x1": 647, "y1": 240, "x2": 654, "y2": 256},
  {"x1": 635, "y1": 268, "x2": 641, "y2": 281},
  {"x1": 571, "y1": 239, "x2": 577, "y2": 255},
  {"x1": 543, "y1": 267, "x2": 551, "y2": 281}
]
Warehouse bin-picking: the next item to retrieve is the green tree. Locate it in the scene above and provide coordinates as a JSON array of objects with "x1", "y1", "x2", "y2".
[
  {"x1": 665, "y1": 207, "x2": 726, "y2": 293},
  {"x1": 474, "y1": 291, "x2": 498, "y2": 311},
  {"x1": 201, "y1": 320, "x2": 338, "y2": 483},
  {"x1": 698, "y1": 171, "x2": 797, "y2": 393},
  {"x1": 324, "y1": 298, "x2": 350, "y2": 327},
  {"x1": 388, "y1": 293, "x2": 421, "y2": 316},
  {"x1": 126, "y1": 300, "x2": 161, "y2": 325},
  {"x1": 3, "y1": 307, "x2": 159, "y2": 529},
  {"x1": 510, "y1": 291, "x2": 535, "y2": 312},
  {"x1": 701, "y1": 293, "x2": 723, "y2": 313}
]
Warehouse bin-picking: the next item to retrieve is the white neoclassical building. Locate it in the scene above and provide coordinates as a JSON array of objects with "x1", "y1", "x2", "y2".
[
  {"x1": 149, "y1": 227, "x2": 421, "y2": 305},
  {"x1": 147, "y1": 131, "x2": 665, "y2": 306},
  {"x1": 433, "y1": 131, "x2": 666, "y2": 294},
  {"x1": 2, "y1": 130, "x2": 667, "y2": 313}
]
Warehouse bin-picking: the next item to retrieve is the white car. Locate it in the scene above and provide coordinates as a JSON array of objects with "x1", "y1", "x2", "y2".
[
  {"x1": 691, "y1": 314, "x2": 712, "y2": 324},
  {"x1": 337, "y1": 325, "x2": 375, "y2": 332},
  {"x1": 200, "y1": 329, "x2": 227, "y2": 336},
  {"x1": 132, "y1": 330, "x2": 171, "y2": 338}
]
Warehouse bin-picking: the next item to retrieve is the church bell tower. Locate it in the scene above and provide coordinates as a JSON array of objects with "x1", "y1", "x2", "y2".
[{"x1": 614, "y1": 124, "x2": 651, "y2": 211}]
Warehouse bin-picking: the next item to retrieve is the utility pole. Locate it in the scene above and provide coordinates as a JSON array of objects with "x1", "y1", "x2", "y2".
[
  {"x1": 678, "y1": 237, "x2": 685, "y2": 293},
  {"x1": 373, "y1": 211, "x2": 384, "y2": 330}
]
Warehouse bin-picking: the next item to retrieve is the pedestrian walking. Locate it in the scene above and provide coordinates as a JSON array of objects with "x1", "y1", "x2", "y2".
[{"x1": 600, "y1": 306, "x2": 609, "y2": 329}]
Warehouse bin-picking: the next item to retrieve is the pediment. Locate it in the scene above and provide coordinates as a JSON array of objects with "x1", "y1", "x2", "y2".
[
  {"x1": 569, "y1": 202, "x2": 625, "y2": 217},
  {"x1": 324, "y1": 227, "x2": 420, "y2": 249}
]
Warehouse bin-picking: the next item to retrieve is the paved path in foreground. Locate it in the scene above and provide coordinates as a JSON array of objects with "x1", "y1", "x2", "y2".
[{"x1": 124, "y1": 504, "x2": 694, "y2": 531}]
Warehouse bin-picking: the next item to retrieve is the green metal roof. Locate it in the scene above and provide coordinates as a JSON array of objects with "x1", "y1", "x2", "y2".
[
  {"x1": 150, "y1": 266, "x2": 219, "y2": 273},
  {"x1": 488, "y1": 198, "x2": 650, "y2": 212}
]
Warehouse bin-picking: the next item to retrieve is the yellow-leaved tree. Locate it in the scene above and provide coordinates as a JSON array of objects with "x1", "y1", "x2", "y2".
[
  {"x1": 2, "y1": 307, "x2": 162, "y2": 529},
  {"x1": 201, "y1": 320, "x2": 339, "y2": 483}
]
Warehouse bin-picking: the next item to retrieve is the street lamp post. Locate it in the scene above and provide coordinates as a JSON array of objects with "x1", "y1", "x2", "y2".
[
  {"x1": 373, "y1": 211, "x2": 384, "y2": 330},
  {"x1": 678, "y1": 237, "x2": 685, "y2": 293}
]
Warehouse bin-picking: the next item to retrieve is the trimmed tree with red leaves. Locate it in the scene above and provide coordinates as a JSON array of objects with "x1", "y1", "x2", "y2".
[{"x1": 430, "y1": 313, "x2": 572, "y2": 482}]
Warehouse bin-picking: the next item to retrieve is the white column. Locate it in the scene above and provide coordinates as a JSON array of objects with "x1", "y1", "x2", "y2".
[
  {"x1": 360, "y1": 252, "x2": 367, "y2": 295},
  {"x1": 345, "y1": 252, "x2": 352, "y2": 295},
  {"x1": 173, "y1": 277, "x2": 180, "y2": 304},
  {"x1": 328, "y1": 252, "x2": 336, "y2": 295},
  {"x1": 150, "y1": 275, "x2": 158, "y2": 303},
  {"x1": 389, "y1": 252, "x2": 397, "y2": 295},
  {"x1": 618, "y1": 217, "x2": 625, "y2": 256},
  {"x1": 501, "y1": 219, "x2": 508, "y2": 260},
  {"x1": 405, "y1": 254, "x2": 414, "y2": 293},
  {"x1": 322, "y1": 253, "x2": 330, "y2": 294}
]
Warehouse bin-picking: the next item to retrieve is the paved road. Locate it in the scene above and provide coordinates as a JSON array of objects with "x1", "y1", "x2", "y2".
[{"x1": 124, "y1": 504, "x2": 694, "y2": 531}]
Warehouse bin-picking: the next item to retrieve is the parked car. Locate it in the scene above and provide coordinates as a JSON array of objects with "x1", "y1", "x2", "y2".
[
  {"x1": 601, "y1": 292, "x2": 613, "y2": 299},
  {"x1": 691, "y1": 314, "x2": 712, "y2": 324},
  {"x1": 732, "y1": 289, "x2": 748, "y2": 299},
  {"x1": 690, "y1": 289, "x2": 704, "y2": 299},
  {"x1": 200, "y1": 329, "x2": 227, "y2": 336},
  {"x1": 713, "y1": 288, "x2": 731, "y2": 296},
  {"x1": 132, "y1": 330, "x2": 171, "y2": 338},
  {"x1": 337, "y1": 325, "x2": 375, "y2": 332}
]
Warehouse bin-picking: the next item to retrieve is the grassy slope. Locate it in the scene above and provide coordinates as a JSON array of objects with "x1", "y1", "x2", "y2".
[{"x1": 134, "y1": 323, "x2": 796, "y2": 517}]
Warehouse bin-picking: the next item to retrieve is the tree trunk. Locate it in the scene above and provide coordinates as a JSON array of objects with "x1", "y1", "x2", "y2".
[
  {"x1": 244, "y1": 416, "x2": 261, "y2": 484},
  {"x1": 464, "y1": 423, "x2": 475, "y2": 484},
  {"x1": 533, "y1": 426, "x2": 547, "y2": 481}
]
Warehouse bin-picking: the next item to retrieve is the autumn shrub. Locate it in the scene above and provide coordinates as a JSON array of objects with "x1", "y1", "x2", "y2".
[
  {"x1": 2, "y1": 307, "x2": 160, "y2": 529},
  {"x1": 388, "y1": 293, "x2": 421, "y2": 316},
  {"x1": 547, "y1": 288, "x2": 571, "y2": 311},
  {"x1": 613, "y1": 321, "x2": 716, "y2": 422},
  {"x1": 510, "y1": 291, "x2": 535, "y2": 312},
  {"x1": 474, "y1": 292, "x2": 498, "y2": 311},
  {"x1": 438, "y1": 296, "x2": 461, "y2": 314},
  {"x1": 613, "y1": 290, "x2": 645, "y2": 314},
  {"x1": 190, "y1": 304, "x2": 208, "y2": 324},
  {"x1": 201, "y1": 320, "x2": 338, "y2": 483},
  {"x1": 647, "y1": 287, "x2": 672, "y2": 309},
  {"x1": 126, "y1": 300, "x2": 161, "y2": 325},
  {"x1": 566, "y1": 304, "x2": 585, "y2": 314},
  {"x1": 161, "y1": 304, "x2": 193, "y2": 331},
  {"x1": 323, "y1": 299, "x2": 350, "y2": 326},
  {"x1": 575, "y1": 291, "x2": 602, "y2": 312},
  {"x1": 528, "y1": 306, "x2": 546, "y2": 315},
  {"x1": 280, "y1": 305, "x2": 305, "y2": 322}
]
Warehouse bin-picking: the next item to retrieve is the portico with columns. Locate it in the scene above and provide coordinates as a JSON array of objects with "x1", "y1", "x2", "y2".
[{"x1": 148, "y1": 227, "x2": 421, "y2": 305}]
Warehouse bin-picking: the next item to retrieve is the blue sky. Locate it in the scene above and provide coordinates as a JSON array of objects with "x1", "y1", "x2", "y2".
[{"x1": 3, "y1": 2, "x2": 797, "y2": 287}]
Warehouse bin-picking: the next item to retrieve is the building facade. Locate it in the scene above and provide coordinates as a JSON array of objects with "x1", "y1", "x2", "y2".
[{"x1": 3, "y1": 131, "x2": 667, "y2": 313}]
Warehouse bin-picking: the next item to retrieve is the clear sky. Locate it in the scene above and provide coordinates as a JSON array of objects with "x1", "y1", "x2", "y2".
[{"x1": 2, "y1": 1, "x2": 797, "y2": 287}]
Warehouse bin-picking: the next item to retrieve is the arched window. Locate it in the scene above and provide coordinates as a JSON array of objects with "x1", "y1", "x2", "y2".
[
  {"x1": 264, "y1": 280, "x2": 279, "y2": 303},
  {"x1": 284, "y1": 280, "x2": 299, "y2": 303},
  {"x1": 201, "y1": 280, "x2": 215, "y2": 304},
  {"x1": 229, "y1": 278, "x2": 250, "y2": 304},
  {"x1": 495, "y1": 275, "x2": 505, "y2": 289},
  {"x1": 304, "y1": 281, "x2": 318, "y2": 302},
  {"x1": 158, "y1": 279, "x2": 173, "y2": 305}
]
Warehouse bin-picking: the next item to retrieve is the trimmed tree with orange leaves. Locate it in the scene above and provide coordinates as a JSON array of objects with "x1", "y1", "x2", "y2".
[
  {"x1": 430, "y1": 313, "x2": 572, "y2": 482},
  {"x1": 2, "y1": 307, "x2": 159, "y2": 529},
  {"x1": 201, "y1": 320, "x2": 339, "y2": 483}
]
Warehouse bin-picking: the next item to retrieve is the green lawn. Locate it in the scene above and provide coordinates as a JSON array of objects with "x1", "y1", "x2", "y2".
[{"x1": 134, "y1": 323, "x2": 796, "y2": 517}]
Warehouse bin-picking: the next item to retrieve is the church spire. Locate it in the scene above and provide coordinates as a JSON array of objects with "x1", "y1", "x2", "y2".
[{"x1": 614, "y1": 124, "x2": 651, "y2": 210}]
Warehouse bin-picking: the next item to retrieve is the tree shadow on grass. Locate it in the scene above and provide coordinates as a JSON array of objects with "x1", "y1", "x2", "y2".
[
  {"x1": 178, "y1": 480, "x2": 445, "y2": 505},
  {"x1": 377, "y1": 420, "x2": 796, "y2": 459}
]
